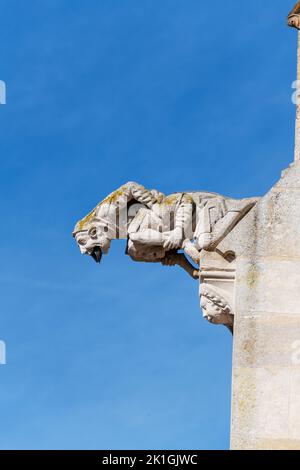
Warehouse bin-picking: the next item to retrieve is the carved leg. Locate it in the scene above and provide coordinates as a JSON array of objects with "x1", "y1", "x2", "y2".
[
  {"x1": 182, "y1": 239, "x2": 201, "y2": 265},
  {"x1": 129, "y1": 229, "x2": 164, "y2": 246},
  {"x1": 162, "y1": 251, "x2": 199, "y2": 280},
  {"x1": 128, "y1": 208, "x2": 164, "y2": 246}
]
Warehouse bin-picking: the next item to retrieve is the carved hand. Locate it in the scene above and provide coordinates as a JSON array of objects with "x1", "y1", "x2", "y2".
[{"x1": 162, "y1": 228, "x2": 183, "y2": 250}]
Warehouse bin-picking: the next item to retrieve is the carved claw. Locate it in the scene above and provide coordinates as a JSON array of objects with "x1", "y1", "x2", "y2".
[{"x1": 161, "y1": 254, "x2": 177, "y2": 267}]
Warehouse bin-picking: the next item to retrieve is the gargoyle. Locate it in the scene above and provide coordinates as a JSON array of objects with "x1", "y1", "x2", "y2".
[
  {"x1": 73, "y1": 182, "x2": 257, "y2": 280},
  {"x1": 288, "y1": 2, "x2": 300, "y2": 29}
]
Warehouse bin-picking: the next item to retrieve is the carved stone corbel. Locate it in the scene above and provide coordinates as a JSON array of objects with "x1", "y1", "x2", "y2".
[{"x1": 199, "y1": 250, "x2": 235, "y2": 333}]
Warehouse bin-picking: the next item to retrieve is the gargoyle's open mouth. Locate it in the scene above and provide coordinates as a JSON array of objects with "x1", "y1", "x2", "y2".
[{"x1": 91, "y1": 246, "x2": 102, "y2": 263}]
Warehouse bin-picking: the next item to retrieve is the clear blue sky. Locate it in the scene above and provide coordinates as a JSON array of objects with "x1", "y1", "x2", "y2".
[{"x1": 0, "y1": 0, "x2": 297, "y2": 450}]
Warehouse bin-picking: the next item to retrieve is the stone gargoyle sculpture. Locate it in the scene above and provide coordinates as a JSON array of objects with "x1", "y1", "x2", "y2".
[
  {"x1": 288, "y1": 1, "x2": 300, "y2": 29},
  {"x1": 73, "y1": 182, "x2": 258, "y2": 330}
]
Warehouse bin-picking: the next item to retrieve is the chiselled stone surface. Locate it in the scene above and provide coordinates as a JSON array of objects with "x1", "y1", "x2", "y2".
[
  {"x1": 199, "y1": 250, "x2": 236, "y2": 332},
  {"x1": 225, "y1": 161, "x2": 300, "y2": 450}
]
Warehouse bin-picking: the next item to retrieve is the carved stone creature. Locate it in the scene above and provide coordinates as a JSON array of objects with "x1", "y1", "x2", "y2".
[
  {"x1": 288, "y1": 2, "x2": 300, "y2": 29},
  {"x1": 73, "y1": 181, "x2": 257, "y2": 272},
  {"x1": 73, "y1": 182, "x2": 257, "y2": 330}
]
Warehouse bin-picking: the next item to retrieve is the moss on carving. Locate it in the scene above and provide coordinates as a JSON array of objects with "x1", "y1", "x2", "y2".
[{"x1": 76, "y1": 187, "x2": 128, "y2": 232}]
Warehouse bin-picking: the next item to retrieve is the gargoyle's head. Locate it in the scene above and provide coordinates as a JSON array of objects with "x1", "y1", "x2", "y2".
[
  {"x1": 200, "y1": 284, "x2": 234, "y2": 330},
  {"x1": 73, "y1": 225, "x2": 111, "y2": 263},
  {"x1": 288, "y1": 14, "x2": 300, "y2": 29},
  {"x1": 288, "y1": 3, "x2": 300, "y2": 29},
  {"x1": 73, "y1": 206, "x2": 113, "y2": 264}
]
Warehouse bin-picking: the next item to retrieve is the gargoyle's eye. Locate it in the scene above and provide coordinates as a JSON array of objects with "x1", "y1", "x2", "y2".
[
  {"x1": 78, "y1": 238, "x2": 87, "y2": 246},
  {"x1": 89, "y1": 228, "x2": 98, "y2": 239}
]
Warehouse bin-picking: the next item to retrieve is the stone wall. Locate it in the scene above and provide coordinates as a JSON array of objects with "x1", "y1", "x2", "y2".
[{"x1": 219, "y1": 162, "x2": 300, "y2": 450}]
